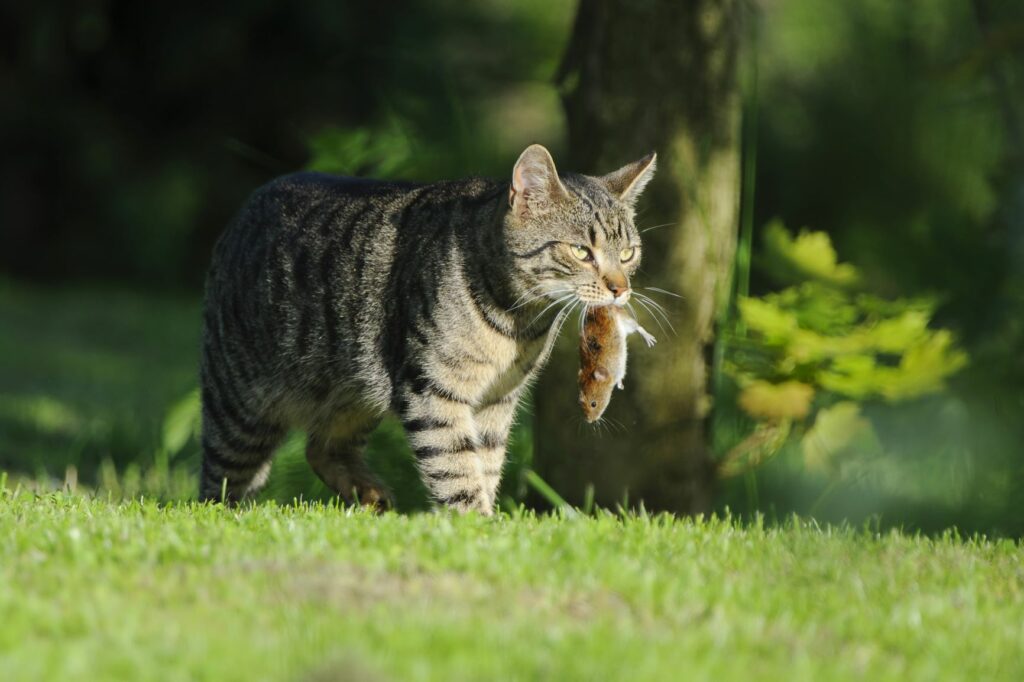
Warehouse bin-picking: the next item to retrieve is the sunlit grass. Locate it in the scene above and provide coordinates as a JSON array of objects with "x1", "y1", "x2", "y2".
[{"x1": 1, "y1": 486, "x2": 1022, "y2": 681}]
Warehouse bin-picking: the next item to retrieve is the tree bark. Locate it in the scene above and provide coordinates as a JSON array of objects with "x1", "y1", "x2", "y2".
[{"x1": 532, "y1": 0, "x2": 743, "y2": 513}]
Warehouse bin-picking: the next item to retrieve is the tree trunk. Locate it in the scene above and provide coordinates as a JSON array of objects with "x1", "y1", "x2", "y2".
[{"x1": 532, "y1": 0, "x2": 743, "y2": 513}]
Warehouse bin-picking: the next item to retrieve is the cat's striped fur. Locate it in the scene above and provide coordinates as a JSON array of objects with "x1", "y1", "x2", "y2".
[{"x1": 199, "y1": 144, "x2": 656, "y2": 513}]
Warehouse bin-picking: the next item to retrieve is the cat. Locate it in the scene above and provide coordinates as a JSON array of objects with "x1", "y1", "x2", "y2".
[{"x1": 199, "y1": 143, "x2": 656, "y2": 514}]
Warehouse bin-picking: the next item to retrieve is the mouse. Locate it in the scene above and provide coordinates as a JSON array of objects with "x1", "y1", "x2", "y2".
[{"x1": 578, "y1": 305, "x2": 656, "y2": 423}]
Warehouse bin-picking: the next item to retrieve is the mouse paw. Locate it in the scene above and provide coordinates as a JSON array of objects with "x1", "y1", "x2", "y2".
[{"x1": 638, "y1": 328, "x2": 657, "y2": 347}]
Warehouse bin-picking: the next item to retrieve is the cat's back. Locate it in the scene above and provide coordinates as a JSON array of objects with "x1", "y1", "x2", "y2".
[
  {"x1": 203, "y1": 173, "x2": 424, "y2": 400},
  {"x1": 203, "y1": 170, "x2": 506, "y2": 418},
  {"x1": 232, "y1": 171, "x2": 419, "y2": 240}
]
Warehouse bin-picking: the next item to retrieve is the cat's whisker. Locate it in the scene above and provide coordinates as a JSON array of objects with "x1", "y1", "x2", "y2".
[
  {"x1": 643, "y1": 286, "x2": 683, "y2": 299},
  {"x1": 509, "y1": 282, "x2": 567, "y2": 306},
  {"x1": 547, "y1": 299, "x2": 577, "y2": 343},
  {"x1": 634, "y1": 298, "x2": 670, "y2": 338},
  {"x1": 508, "y1": 286, "x2": 573, "y2": 312},
  {"x1": 633, "y1": 291, "x2": 669, "y2": 311},
  {"x1": 528, "y1": 294, "x2": 575, "y2": 327},
  {"x1": 553, "y1": 299, "x2": 581, "y2": 340},
  {"x1": 634, "y1": 296, "x2": 675, "y2": 335},
  {"x1": 625, "y1": 301, "x2": 641, "y2": 323},
  {"x1": 633, "y1": 292, "x2": 676, "y2": 334},
  {"x1": 578, "y1": 302, "x2": 591, "y2": 337},
  {"x1": 507, "y1": 284, "x2": 543, "y2": 309},
  {"x1": 640, "y1": 222, "x2": 676, "y2": 234}
]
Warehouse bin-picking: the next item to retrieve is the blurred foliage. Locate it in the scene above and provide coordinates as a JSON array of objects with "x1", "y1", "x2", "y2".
[
  {"x1": 161, "y1": 388, "x2": 200, "y2": 458},
  {"x1": 714, "y1": 0, "x2": 1024, "y2": 534},
  {"x1": 801, "y1": 402, "x2": 882, "y2": 475},
  {"x1": 759, "y1": 220, "x2": 861, "y2": 289},
  {"x1": 721, "y1": 222, "x2": 967, "y2": 481},
  {"x1": 307, "y1": 121, "x2": 415, "y2": 179},
  {"x1": 733, "y1": 284, "x2": 967, "y2": 402}
]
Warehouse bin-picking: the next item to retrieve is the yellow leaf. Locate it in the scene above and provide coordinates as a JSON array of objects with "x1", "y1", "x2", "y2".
[
  {"x1": 738, "y1": 380, "x2": 815, "y2": 420},
  {"x1": 762, "y1": 220, "x2": 861, "y2": 288}
]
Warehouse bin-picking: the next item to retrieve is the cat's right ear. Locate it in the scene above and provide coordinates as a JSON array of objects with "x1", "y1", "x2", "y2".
[
  {"x1": 601, "y1": 152, "x2": 657, "y2": 208},
  {"x1": 510, "y1": 144, "x2": 569, "y2": 218}
]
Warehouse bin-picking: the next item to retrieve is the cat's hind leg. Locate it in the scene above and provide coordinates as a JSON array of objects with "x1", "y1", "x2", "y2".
[
  {"x1": 306, "y1": 413, "x2": 390, "y2": 510},
  {"x1": 198, "y1": 389, "x2": 285, "y2": 503}
]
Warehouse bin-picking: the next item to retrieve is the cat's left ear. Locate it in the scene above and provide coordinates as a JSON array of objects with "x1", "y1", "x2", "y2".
[
  {"x1": 510, "y1": 144, "x2": 569, "y2": 218},
  {"x1": 601, "y1": 153, "x2": 657, "y2": 207}
]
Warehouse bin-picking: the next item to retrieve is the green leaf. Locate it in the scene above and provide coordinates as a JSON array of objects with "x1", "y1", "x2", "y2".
[
  {"x1": 882, "y1": 330, "x2": 969, "y2": 401},
  {"x1": 816, "y1": 355, "x2": 879, "y2": 399},
  {"x1": 738, "y1": 296, "x2": 799, "y2": 343},
  {"x1": 162, "y1": 389, "x2": 200, "y2": 456},
  {"x1": 307, "y1": 119, "x2": 413, "y2": 178},
  {"x1": 761, "y1": 220, "x2": 861, "y2": 288}
]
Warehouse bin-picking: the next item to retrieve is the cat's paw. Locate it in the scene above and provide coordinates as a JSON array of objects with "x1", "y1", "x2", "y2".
[
  {"x1": 437, "y1": 490, "x2": 493, "y2": 516},
  {"x1": 352, "y1": 481, "x2": 394, "y2": 514}
]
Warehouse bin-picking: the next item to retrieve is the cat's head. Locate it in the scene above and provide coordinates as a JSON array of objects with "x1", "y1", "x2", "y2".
[{"x1": 504, "y1": 144, "x2": 656, "y2": 311}]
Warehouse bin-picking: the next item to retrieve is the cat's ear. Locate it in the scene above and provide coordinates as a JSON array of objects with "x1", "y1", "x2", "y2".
[
  {"x1": 601, "y1": 153, "x2": 657, "y2": 207},
  {"x1": 510, "y1": 144, "x2": 569, "y2": 217}
]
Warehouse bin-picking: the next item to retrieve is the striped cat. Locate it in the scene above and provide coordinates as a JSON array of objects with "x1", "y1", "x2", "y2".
[{"x1": 199, "y1": 144, "x2": 656, "y2": 513}]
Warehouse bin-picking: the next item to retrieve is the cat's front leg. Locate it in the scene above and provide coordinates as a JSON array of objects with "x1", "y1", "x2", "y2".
[
  {"x1": 474, "y1": 395, "x2": 520, "y2": 510},
  {"x1": 399, "y1": 381, "x2": 491, "y2": 515}
]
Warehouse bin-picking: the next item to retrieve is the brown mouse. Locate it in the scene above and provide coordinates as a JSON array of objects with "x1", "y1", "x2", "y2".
[{"x1": 578, "y1": 306, "x2": 656, "y2": 423}]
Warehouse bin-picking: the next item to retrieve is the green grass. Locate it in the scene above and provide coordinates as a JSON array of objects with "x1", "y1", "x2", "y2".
[
  {"x1": 1, "y1": 488, "x2": 1022, "y2": 681},
  {"x1": 0, "y1": 281, "x2": 200, "y2": 480}
]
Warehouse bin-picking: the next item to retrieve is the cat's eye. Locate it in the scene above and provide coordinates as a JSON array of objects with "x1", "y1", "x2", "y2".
[
  {"x1": 620, "y1": 246, "x2": 637, "y2": 262},
  {"x1": 570, "y1": 244, "x2": 592, "y2": 261}
]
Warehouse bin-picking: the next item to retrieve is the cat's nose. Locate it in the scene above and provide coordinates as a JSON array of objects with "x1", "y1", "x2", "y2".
[{"x1": 607, "y1": 282, "x2": 630, "y2": 301}]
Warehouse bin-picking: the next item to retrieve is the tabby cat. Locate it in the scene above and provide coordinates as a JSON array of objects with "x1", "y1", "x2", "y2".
[{"x1": 199, "y1": 144, "x2": 656, "y2": 514}]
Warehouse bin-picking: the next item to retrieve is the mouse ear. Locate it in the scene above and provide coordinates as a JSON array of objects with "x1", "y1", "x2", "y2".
[{"x1": 592, "y1": 367, "x2": 610, "y2": 382}]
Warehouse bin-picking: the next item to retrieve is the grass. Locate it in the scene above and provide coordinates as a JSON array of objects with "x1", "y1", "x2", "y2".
[
  {"x1": 1, "y1": 487, "x2": 1022, "y2": 681},
  {"x1": 0, "y1": 281, "x2": 200, "y2": 480}
]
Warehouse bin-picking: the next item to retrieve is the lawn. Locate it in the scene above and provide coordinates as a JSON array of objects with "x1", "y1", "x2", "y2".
[
  {"x1": 1, "y1": 489, "x2": 1022, "y2": 681},
  {"x1": 0, "y1": 281, "x2": 201, "y2": 481}
]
